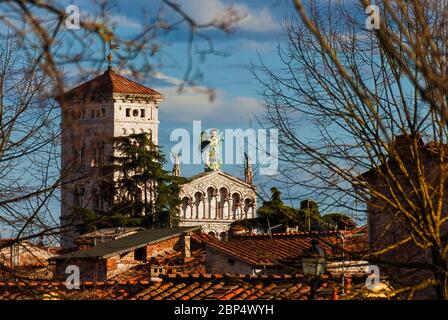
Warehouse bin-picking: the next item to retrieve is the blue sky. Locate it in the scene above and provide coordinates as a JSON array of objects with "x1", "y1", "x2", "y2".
[{"x1": 63, "y1": 0, "x2": 294, "y2": 180}]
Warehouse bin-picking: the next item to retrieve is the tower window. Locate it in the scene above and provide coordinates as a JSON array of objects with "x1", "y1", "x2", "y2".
[
  {"x1": 126, "y1": 108, "x2": 131, "y2": 117},
  {"x1": 74, "y1": 186, "x2": 85, "y2": 207},
  {"x1": 140, "y1": 109, "x2": 145, "y2": 118},
  {"x1": 79, "y1": 145, "x2": 85, "y2": 167}
]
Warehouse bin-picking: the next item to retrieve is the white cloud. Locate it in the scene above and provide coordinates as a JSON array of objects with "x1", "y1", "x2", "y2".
[
  {"x1": 109, "y1": 14, "x2": 142, "y2": 29},
  {"x1": 179, "y1": 0, "x2": 280, "y2": 33},
  {"x1": 236, "y1": 8, "x2": 280, "y2": 33},
  {"x1": 150, "y1": 71, "x2": 183, "y2": 86},
  {"x1": 155, "y1": 76, "x2": 264, "y2": 124}
]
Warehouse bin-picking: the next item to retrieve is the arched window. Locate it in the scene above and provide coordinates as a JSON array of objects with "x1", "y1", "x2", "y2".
[
  {"x1": 219, "y1": 187, "x2": 228, "y2": 219},
  {"x1": 219, "y1": 232, "x2": 228, "y2": 241},
  {"x1": 194, "y1": 192, "x2": 202, "y2": 219},
  {"x1": 244, "y1": 198, "x2": 253, "y2": 218},
  {"x1": 74, "y1": 186, "x2": 85, "y2": 207},
  {"x1": 208, "y1": 231, "x2": 216, "y2": 239},
  {"x1": 232, "y1": 193, "x2": 241, "y2": 219},
  {"x1": 181, "y1": 197, "x2": 190, "y2": 218}
]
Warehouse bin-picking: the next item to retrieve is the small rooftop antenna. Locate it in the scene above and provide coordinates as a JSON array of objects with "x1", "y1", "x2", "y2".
[
  {"x1": 107, "y1": 41, "x2": 120, "y2": 69},
  {"x1": 266, "y1": 218, "x2": 282, "y2": 240}
]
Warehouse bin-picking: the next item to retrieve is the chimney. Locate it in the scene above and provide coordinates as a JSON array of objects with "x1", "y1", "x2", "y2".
[
  {"x1": 344, "y1": 276, "x2": 352, "y2": 295},
  {"x1": 182, "y1": 233, "x2": 191, "y2": 259}
]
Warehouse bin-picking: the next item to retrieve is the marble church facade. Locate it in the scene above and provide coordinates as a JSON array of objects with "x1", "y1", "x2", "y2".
[{"x1": 178, "y1": 170, "x2": 256, "y2": 239}]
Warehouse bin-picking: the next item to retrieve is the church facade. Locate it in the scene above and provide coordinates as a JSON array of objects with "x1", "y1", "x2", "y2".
[{"x1": 177, "y1": 170, "x2": 257, "y2": 239}]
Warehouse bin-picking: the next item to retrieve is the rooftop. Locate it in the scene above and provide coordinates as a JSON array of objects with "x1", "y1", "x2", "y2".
[
  {"x1": 52, "y1": 227, "x2": 200, "y2": 260},
  {"x1": 0, "y1": 273, "x2": 356, "y2": 300},
  {"x1": 206, "y1": 227, "x2": 367, "y2": 267},
  {"x1": 59, "y1": 68, "x2": 163, "y2": 101},
  {"x1": 76, "y1": 227, "x2": 143, "y2": 240}
]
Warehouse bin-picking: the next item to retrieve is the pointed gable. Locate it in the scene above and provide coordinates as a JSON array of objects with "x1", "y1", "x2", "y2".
[
  {"x1": 185, "y1": 170, "x2": 254, "y2": 189},
  {"x1": 60, "y1": 67, "x2": 163, "y2": 101}
]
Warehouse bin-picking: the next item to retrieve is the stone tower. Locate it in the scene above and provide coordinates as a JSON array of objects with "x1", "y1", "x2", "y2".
[{"x1": 58, "y1": 67, "x2": 163, "y2": 247}]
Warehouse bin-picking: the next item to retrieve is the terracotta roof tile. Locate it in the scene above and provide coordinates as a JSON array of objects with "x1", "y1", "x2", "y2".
[
  {"x1": 205, "y1": 229, "x2": 367, "y2": 267},
  {"x1": 60, "y1": 68, "x2": 162, "y2": 101}
]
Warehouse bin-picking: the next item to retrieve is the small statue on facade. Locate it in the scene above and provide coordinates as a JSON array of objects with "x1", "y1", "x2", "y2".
[{"x1": 200, "y1": 128, "x2": 224, "y2": 172}]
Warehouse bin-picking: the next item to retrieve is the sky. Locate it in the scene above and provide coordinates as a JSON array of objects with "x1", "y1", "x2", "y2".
[{"x1": 67, "y1": 0, "x2": 294, "y2": 179}]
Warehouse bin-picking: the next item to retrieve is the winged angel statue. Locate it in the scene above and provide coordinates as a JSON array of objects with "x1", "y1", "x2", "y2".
[{"x1": 200, "y1": 128, "x2": 224, "y2": 172}]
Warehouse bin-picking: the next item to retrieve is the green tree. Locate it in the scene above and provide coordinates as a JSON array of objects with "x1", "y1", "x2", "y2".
[
  {"x1": 320, "y1": 213, "x2": 356, "y2": 231},
  {"x1": 109, "y1": 133, "x2": 183, "y2": 228},
  {"x1": 257, "y1": 187, "x2": 298, "y2": 226},
  {"x1": 296, "y1": 200, "x2": 321, "y2": 231}
]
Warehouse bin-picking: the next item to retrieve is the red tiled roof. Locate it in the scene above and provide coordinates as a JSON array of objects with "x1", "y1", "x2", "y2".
[
  {"x1": 0, "y1": 273, "x2": 355, "y2": 300},
  {"x1": 109, "y1": 248, "x2": 207, "y2": 282},
  {"x1": 205, "y1": 229, "x2": 368, "y2": 267},
  {"x1": 60, "y1": 68, "x2": 162, "y2": 100},
  {"x1": 191, "y1": 232, "x2": 216, "y2": 244}
]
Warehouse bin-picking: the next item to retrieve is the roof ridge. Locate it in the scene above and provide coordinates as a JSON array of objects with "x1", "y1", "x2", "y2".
[
  {"x1": 59, "y1": 68, "x2": 162, "y2": 100},
  {"x1": 234, "y1": 230, "x2": 341, "y2": 238},
  {"x1": 0, "y1": 274, "x2": 307, "y2": 288},
  {"x1": 109, "y1": 71, "x2": 161, "y2": 95}
]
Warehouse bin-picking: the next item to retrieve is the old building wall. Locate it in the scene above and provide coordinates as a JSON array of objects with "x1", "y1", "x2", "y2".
[
  {"x1": 367, "y1": 151, "x2": 448, "y2": 299},
  {"x1": 146, "y1": 236, "x2": 181, "y2": 258},
  {"x1": 205, "y1": 246, "x2": 254, "y2": 274},
  {"x1": 54, "y1": 258, "x2": 107, "y2": 282},
  {"x1": 0, "y1": 242, "x2": 55, "y2": 267}
]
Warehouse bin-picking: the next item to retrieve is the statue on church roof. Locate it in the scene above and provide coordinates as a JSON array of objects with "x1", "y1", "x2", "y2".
[
  {"x1": 200, "y1": 128, "x2": 223, "y2": 172},
  {"x1": 244, "y1": 152, "x2": 254, "y2": 185},
  {"x1": 172, "y1": 151, "x2": 181, "y2": 177}
]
